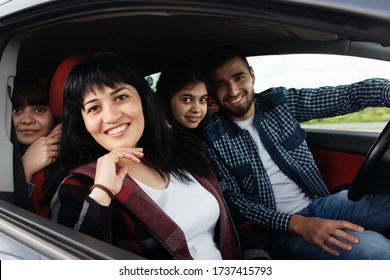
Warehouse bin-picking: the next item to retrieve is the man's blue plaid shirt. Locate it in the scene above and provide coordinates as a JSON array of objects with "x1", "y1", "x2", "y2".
[{"x1": 201, "y1": 78, "x2": 390, "y2": 247}]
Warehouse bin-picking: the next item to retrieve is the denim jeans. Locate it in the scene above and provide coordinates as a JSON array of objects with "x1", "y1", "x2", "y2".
[{"x1": 266, "y1": 190, "x2": 390, "y2": 259}]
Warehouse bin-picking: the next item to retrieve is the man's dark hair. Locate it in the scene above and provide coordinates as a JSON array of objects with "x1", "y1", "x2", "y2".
[{"x1": 201, "y1": 45, "x2": 250, "y2": 76}]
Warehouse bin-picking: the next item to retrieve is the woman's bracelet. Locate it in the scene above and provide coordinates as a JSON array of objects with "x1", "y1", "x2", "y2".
[{"x1": 90, "y1": 184, "x2": 115, "y2": 199}]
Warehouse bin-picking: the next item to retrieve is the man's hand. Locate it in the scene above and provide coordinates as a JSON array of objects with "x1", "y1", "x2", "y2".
[{"x1": 289, "y1": 215, "x2": 365, "y2": 256}]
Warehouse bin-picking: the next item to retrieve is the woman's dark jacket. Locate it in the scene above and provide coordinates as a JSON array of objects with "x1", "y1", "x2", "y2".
[{"x1": 50, "y1": 162, "x2": 265, "y2": 259}]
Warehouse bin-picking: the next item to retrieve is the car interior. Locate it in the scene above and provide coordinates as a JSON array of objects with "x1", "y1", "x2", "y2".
[
  {"x1": 6, "y1": 2, "x2": 389, "y2": 194},
  {"x1": 1, "y1": 0, "x2": 390, "y2": 259}
]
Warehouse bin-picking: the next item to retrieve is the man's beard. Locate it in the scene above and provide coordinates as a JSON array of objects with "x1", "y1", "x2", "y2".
[
  {"x1": 226, "y1": 105, "x2": 251, "y2": 118},
  {"x1": 221, "y1": 91, "x2": 254, "y2": 118}
]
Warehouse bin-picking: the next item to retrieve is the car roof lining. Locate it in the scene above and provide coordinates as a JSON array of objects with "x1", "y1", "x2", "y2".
[{"x1": 16, "y1": 12, "x2": 352, "y2": 76}]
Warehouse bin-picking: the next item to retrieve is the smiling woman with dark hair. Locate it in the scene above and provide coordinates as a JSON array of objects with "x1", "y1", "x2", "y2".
[{"x1": 47, "y1": 52, "x2": 248, "y2": 260}]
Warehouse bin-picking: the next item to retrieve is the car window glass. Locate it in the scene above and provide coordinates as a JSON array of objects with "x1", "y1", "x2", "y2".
[
  {"x1": 145, "y1": 73, "x2": 161, "y2": 92},
  {"x1": 248, "y1": 54, "x2": 390, "y2": 132}
]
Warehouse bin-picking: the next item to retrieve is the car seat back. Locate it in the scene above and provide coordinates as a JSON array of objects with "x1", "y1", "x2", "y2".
[{"x1": 49, "y1": 55, "x2": 85, "y2": 118}]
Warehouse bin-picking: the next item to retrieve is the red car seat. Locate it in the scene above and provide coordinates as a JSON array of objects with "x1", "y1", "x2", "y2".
[{"x1": 49, "y1": 55, "x2": 85, "y2": 118}]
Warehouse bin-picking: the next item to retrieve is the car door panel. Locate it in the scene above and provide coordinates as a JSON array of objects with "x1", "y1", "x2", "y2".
[{"x1": 306, "y1": 129, "x2": 378, "y2": 192}]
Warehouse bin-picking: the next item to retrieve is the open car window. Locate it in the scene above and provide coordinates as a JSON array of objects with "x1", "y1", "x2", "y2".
[{"x1": 249, "y1": 54, "x2": 390, "y2": 132}]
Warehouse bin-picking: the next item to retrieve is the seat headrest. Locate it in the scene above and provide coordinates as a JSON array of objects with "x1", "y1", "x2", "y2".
[{"x1": 49, "y1": 55, "x2": 85, "y2": 118}]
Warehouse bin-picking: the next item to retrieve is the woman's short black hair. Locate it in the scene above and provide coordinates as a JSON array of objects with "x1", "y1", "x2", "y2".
[
  {"x1": 11, "y1": 72, "x2": 50, "y2": 109},
  {"x1": 60, "y1": 51, "x2": 167, "y2": 171}
]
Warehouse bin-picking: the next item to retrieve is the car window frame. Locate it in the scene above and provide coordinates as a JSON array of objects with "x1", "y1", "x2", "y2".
[{"x1": 248, "y1": 53, "x2": 390, "y2": 133}]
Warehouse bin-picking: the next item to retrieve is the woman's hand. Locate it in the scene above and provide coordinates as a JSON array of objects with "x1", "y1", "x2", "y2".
[
  {"x1": 22, "y1": 123, "x2": 62, "y2": 181},
  {"x1": 89, "y1": 147, "x2": 144, "y2": 205},
  {"x1": 289, "y1": 215, "x2": 365, "y2": 256}
]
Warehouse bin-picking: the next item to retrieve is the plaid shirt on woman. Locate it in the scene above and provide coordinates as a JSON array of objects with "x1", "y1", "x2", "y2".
[{"x1": 201, "y1": 78, "x2": 390, "y2": 247}]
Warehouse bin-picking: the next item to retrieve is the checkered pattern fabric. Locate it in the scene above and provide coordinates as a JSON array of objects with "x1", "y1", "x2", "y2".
[{"x1": 202, "y1": 78, "x2": 390, "y2": 247}]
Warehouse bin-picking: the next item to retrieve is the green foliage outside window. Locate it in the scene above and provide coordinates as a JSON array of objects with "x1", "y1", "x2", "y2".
[{"x1": 303, "y1": 107, "x2": 390, "y2": 124}]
